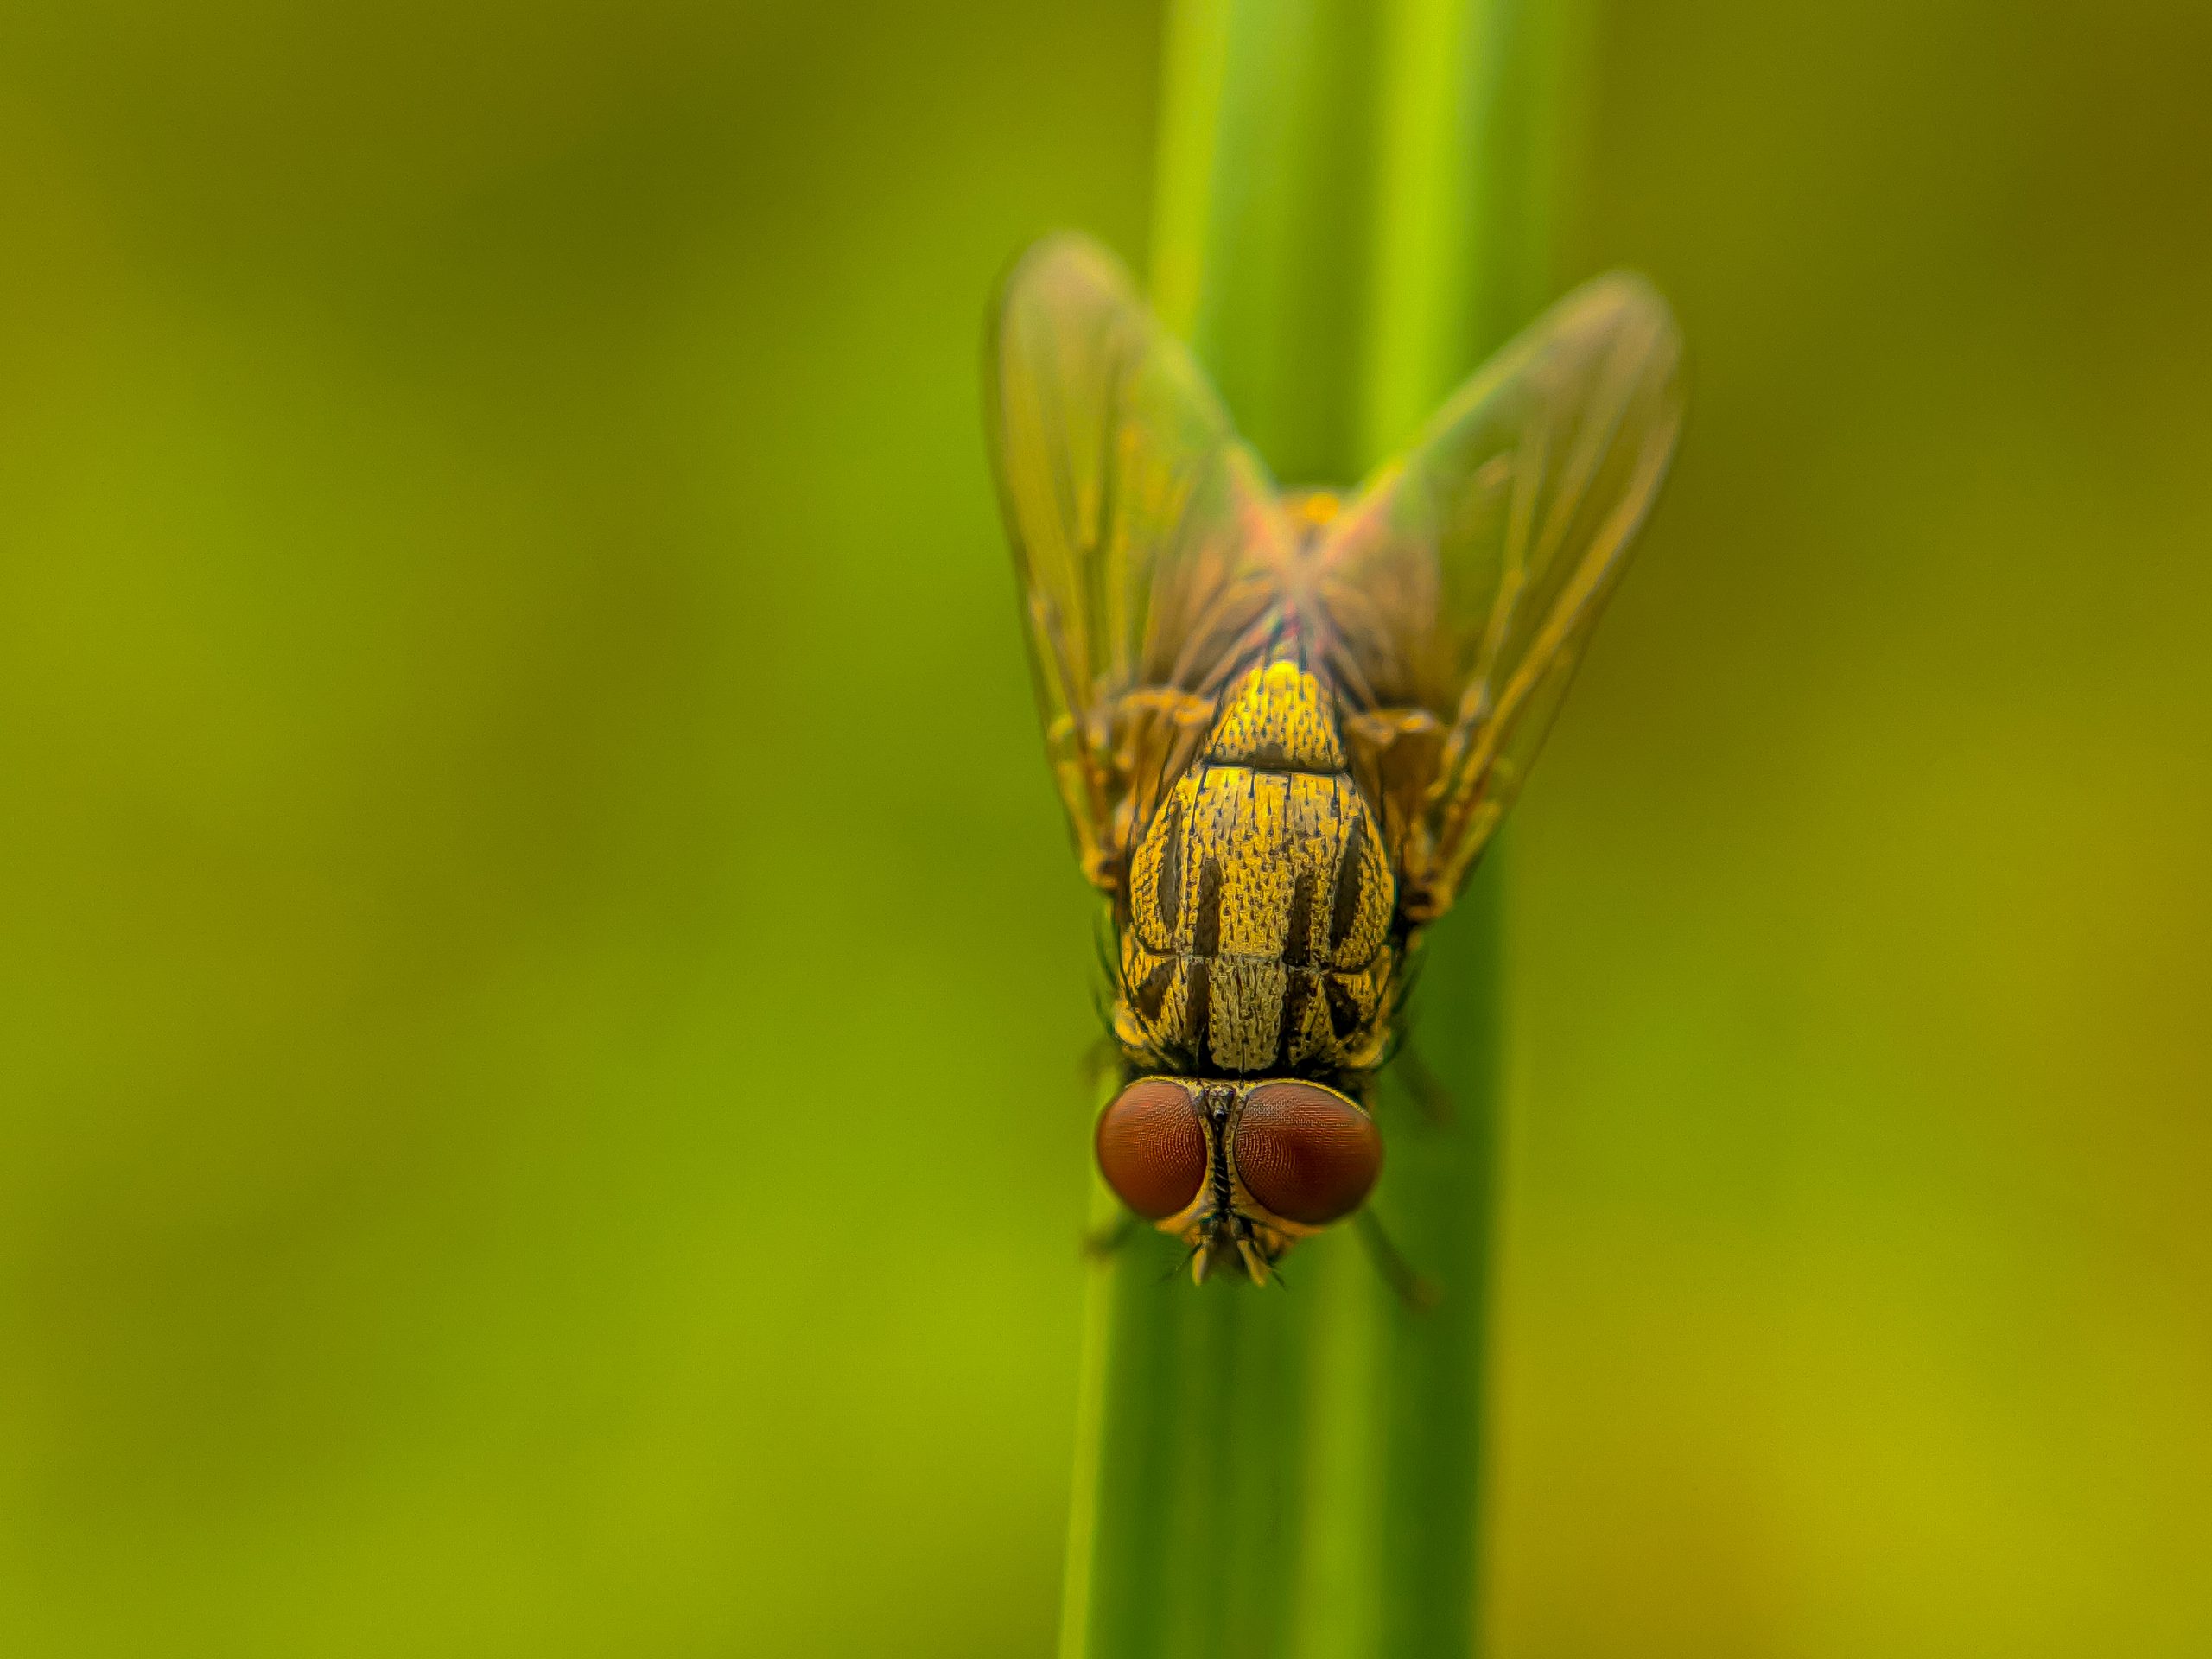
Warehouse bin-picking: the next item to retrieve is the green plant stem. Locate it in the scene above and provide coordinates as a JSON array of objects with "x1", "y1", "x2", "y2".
[{"x1": 1057, "y1": 4, "x2": 1580, "y2": 1656}]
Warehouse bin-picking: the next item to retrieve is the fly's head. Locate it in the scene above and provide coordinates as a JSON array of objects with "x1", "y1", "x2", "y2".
[{"x1": 1094, "y1": 1075, "x2": 1382, "y2": 1285}]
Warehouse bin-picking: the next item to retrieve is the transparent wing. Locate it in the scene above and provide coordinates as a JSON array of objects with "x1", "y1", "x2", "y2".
[
  {"x1": 988, "y1": 232, "x2": 1288, "y2": 893},
  {"x1": 1312, "y1": 273, "x2": 1683, "y2": 922}
]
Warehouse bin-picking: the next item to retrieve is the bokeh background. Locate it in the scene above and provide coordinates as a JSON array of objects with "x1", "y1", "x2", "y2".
[{"x1": 3, "y1": 1, "x2": 2208, "y2": 1654}]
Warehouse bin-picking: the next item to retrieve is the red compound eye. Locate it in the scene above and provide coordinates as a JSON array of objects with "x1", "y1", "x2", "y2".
[
  {"x1": 1232, "y1": 1082, "x2": 1381, "y2": 1226},
  {"x1": 1096, "y1": 1079, "x2": 1206, "y2": 1220}
]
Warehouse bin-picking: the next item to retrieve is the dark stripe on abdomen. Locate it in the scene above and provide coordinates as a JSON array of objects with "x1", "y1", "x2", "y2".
[
  {"x1": 1186, "y1": 959, "x2": 1212, "y2": 1068},
  {"x1": 1276, "y1": 971, "x2": 1313, "y2": 1068},
  {"x1": 1326, "y1": 827, "x2": 1365, "y2": 956},
  {"x1": 1135, "y1": 957, "x2": 1175, "y2": 1021},
  {"x1": 1155, "y1": 797, "x2": 1184, "y2": 938},
  {"x1": 1281, "y1": 869, "x2": 1314, "y2": 968},
  {"x1": 1192, "y1": 856, "x2": 1224, "y2": 957},
  {"x1": 1323, "y1": 975, "x2": 1362, "y2": 1040}
]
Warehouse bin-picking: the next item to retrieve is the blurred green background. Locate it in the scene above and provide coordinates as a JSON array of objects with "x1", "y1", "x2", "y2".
[{"x1": 2, "y1": 1, "x2": 2208, "y2": 1655}]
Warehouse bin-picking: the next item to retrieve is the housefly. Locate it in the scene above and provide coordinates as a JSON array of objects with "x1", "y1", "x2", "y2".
[{"x1": 987, "y1": 234, "x2": 1681, "y2": 1285}]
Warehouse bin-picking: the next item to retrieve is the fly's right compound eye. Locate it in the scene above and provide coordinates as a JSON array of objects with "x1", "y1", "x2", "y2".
[
  {"x1": 1231, "y1": 1081, "x2": 1382, "y2": 1226},
  {"x1": 1096, "y1": 1079, "x2": 1206, "y2": 1220}
]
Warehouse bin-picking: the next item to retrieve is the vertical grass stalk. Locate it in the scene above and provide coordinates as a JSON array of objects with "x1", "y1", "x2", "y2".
[{"x1": 1058, "y1": 4, "x2": 1581, "y2": 1655}]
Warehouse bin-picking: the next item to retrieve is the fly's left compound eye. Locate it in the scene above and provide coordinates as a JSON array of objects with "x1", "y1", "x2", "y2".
[
  {"x1": 1232, "y1": 1082, "x2": 1382, "y2": 1226},
  {"x1": 1096, "y1": 1079, "x2": 1206, "y2": 1220}
]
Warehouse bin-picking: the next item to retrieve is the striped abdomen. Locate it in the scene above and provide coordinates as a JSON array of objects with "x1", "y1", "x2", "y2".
[{"x1": 1116, "y1": 660, "x2": 1398, "y2": 1077}]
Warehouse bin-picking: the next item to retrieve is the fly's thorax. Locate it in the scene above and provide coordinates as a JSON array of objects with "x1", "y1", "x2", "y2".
[
  {"x1": 1117, "y1": 660, "x2": 1399, "y2": 1076},
  {"x1": 1203, "y1": 659, "x2": 1344, "y2": 771}
]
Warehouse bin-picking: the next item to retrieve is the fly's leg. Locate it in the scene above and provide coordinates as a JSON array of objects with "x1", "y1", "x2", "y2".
[
  {"x1": 1390, "y1": 1042, "x2": 1456, "y2": 1128},
  {"x1": 1357, "y1": 1209, "x2": 1440, "y2": 1312},
  {"x1": 1081, "y1": 1210, "x2": 1141, "y2": 1262}
]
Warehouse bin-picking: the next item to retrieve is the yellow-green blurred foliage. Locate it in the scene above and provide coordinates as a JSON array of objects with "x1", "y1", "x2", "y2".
[{"x1": 0, "y1": 2, "x2": 2206, "y2": 1656}]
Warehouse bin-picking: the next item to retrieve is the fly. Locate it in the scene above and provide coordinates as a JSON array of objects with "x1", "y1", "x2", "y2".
[{"x1": 987, "y1": 234, "x2": 1682, "y2": 1285}]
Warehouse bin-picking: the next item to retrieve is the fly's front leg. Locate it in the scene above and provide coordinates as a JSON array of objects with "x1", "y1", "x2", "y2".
[
  {"x1": 1081, "y1": 1209, "x2": 1141, "y2": 1262},
  {"x1": 1356, "y1": 1209, "x2": 1440, "y2": 1312},
  {"x1": 1389, "y1": 1041, "x2": 1456, "y2": 1128}
]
